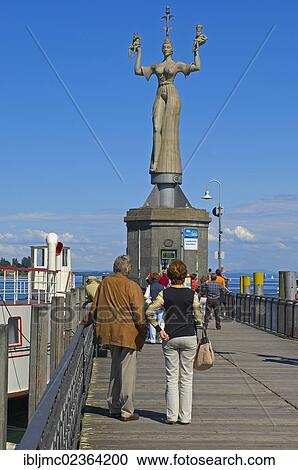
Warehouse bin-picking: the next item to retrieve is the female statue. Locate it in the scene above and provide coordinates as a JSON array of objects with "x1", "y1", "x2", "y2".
[{"x1": 131, "y1": 27, "x2": 207, "y2": 176}]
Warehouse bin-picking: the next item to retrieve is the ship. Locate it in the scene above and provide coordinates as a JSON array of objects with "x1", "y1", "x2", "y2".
[{"x1": 0, "y1": 233, "x2": 74, "y2": 398}]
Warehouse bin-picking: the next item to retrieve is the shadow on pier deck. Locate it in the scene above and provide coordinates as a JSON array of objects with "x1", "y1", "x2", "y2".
[{"x1": 80, "y1": 321, "x2": 298, "y2": 450}]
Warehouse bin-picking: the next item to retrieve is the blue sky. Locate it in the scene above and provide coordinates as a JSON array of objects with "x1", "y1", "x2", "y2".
[{"x1": 0, "y1": 1, "x2": 298, "y2": 271}]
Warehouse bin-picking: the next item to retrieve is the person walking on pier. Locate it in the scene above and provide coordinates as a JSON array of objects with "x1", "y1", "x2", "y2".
[
  {"x1": 159, "y1": 269, "x2": 170, "y2": 288},
  {"x1": 146, "y1": 259, "x2": 203, "y2": 425},
  {"x1": 83, "y1": 276, "x2": 101, "y2": 307},
  {"x1": 204, "y1": 273, "x2": 225, "y2": 330},
  {"x1": 145, "y1": 272, "x2": 165, "y2": 344},
  {"x1": 92, "y1": 255, "x2": 147, "y2": 422}
]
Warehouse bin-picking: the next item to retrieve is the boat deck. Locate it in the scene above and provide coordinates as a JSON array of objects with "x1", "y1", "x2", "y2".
[{"x1": 80, "y1": 320, "x2": 298, "y2": 450}]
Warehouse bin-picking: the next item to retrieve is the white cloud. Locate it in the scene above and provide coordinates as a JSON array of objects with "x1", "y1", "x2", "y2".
[
  {"x1": 230, "y1": 195, "x2": 298, "y2": 216},
  {"x1": 24, "y1": 229, "x2": 48, "y2": 240},
  {"x1": 223, "y1": 225, "x2": 256, "y2": 241},
  {"x1": 234, "y1": 225, "x2": 256, "y2": 241},
  {"x1": 208, "y1": 233, "x2": 218, "y2": 241},
  {"x1": 0, "y1": 233, "x2": 16, "y2": 241},
  {"x1": 0, "y1": 212, "x2": 61, "y2": 222},
  {"x1": 0, "y1": 243, "x2": 30, "y2": 257},
  {"x1": 0, "y1": 210, "x2": 124, "y2": 224},
  {"x1": 60, "y1": 232, "x2": 74, "y2": 242},
  {"x1": 274, "y1": 242, "x2": 288, "y2": 250}
]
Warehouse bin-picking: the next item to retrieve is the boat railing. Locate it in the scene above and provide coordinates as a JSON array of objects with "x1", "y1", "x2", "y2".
[
  {"x1": 0, "y1": 267, "x2": 57, "y2": 304},
  {"x1": 224, "y1": 292, "x2": 298, "y2": 339}
]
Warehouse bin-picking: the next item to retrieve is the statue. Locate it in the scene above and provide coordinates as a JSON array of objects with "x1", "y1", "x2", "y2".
[{"x1": 130, "y1": 7, "x2": 207, "y2": 179}]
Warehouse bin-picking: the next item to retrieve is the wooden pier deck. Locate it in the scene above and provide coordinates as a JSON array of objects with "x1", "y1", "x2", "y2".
[{"x1": 80, "y1": 320, "x2": 298, "y2": 450}]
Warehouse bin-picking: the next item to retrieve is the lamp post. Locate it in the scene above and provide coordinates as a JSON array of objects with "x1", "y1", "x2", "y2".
[{"x1": 202, "y1": 179, "x2": 223, "y2": 269}]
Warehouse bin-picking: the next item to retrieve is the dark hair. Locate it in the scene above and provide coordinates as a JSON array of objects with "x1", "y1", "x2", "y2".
[
  {"x1": 150, "y1": 272, "x2": 160, "y2": 282},
  {"x1": 216, "y1": 269, "x2": 222, "y2": 276},
  {"x1": 167, "y1": 259, "x2": 187, "y2": 285}
]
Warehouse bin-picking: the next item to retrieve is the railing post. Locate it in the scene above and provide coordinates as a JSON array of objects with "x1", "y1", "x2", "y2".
[
  {"x1": 285, "y1": 300, "x2": 294, "y2": 338},
  {"x1": 225, "y1": 293, "x2": 231, "y2": 318},
  {"x1": 278, "y1": 299, "x2": 286, "y2": 335},
  {"x1": 236, "y1": 294, "x2": 241, "y2": 321},
  {"x1": 0, "y1": 324, "x2": 8, "y2": 450},
  {"x1": 28, "y1": 305, "x2": 50, "y2": 421},
  {"x1": 254, "y1": 296, "x2": 260, "y2": 326},
  {"x1": 250, "y1": 296, "x2": 255, "y2": 325},
  {"x1": 240, "y1": 295, "x2": 245, "y2": 321},
  {"x1": 232, "y1": 293, "x2": 236, "y2": 319},
  {"x1": 271, "y1": 298, "x2": 278, "y2": 332},
  {"x1": 259, "y1": 297, "x2": 266, "y2": 329},
  {"x1": 244, "y1": 295, "x2": 250, "y2": 323},
  {"x1": 265, "y1": 298, "x2": 272, "y2": 331}
]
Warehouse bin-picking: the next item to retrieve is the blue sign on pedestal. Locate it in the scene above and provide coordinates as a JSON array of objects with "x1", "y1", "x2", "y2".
[{"x1": 183, "y1": 228, "x2": 199, "y2": 250}]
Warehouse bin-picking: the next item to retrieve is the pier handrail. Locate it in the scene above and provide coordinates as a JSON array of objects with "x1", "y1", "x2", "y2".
[
  {"x1": 16, "y1": 323, "x2": 94, "y2": 450},
  {"x1": 224, "y1": 292, "x2": 298, "y2": 340}
]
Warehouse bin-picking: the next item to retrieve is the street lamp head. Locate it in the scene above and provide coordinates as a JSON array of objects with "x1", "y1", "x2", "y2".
[{"x1": 201, "y1": 190, "x2": 213, "y2": 200}]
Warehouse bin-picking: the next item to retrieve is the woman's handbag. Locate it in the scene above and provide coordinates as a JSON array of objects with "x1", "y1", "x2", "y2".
[{"x1": 194, "y1": 328, "x2": 214, "y2": 371}]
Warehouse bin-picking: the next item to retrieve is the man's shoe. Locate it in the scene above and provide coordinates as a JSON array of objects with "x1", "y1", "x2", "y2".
[
  {"x1": 178, "y1": 421, "x2": 191, "y2": 425},
  {"x1": 120, "y1": 413, "x2": 139, "y2": 422},
  {"x1": 164, "y1": 418, "x2": 176, "y2": 425},
  {"x1": 216, "y1": 325, "x2": 221, "y2": 330},
  {"x1": 108, "y1": 412, "x2": 121, "y2": 419}
]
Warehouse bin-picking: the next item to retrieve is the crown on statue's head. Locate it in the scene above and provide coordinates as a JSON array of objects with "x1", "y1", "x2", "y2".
[{"x1": 162, "y1": 35, "x2": 173, "y2": 48}]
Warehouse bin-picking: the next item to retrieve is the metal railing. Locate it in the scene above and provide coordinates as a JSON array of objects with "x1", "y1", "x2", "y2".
[
  {"x1": 0, "y1": 267, "x2": 57, "y2": 304},
  {"x1": 17, "y1": 324, "x2": 94, "y2": 450},
  {"x1": 225, "y1": 293, "x2": 298, "y2": 339}
]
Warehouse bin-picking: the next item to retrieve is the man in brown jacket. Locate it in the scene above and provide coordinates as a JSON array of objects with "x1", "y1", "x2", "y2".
[{"x1": 92, "y1": 255, "x2": 146, "y2": 421}]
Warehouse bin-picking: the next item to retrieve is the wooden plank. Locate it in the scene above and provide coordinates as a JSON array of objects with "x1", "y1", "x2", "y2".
[
  {"x1": 55, "y1": 297, "x2": 65, "y2": 367},
  {"x1": 28, "y1": 305, "x2": 50, "y2": 421},
  {"x1": 64, "y1": 291, "x2": 72, "y2": 351},
  {"x1": 50, "y1": 297, "x2": 57, "y2": 376},
  {"x1": 0, "y1": 324, "x2": 8, "y2": 450},
  {"x1": 80, "y1": 321, "x2": 298, "y2": 450}
]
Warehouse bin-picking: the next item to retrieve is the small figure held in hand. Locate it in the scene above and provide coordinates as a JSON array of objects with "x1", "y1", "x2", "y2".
[
  {"x1": 128, "y1": 32, "x2": 141, "y2": 59},
  {"x1": 193, "y1": 24, "x2": 208, "y2": 52}
]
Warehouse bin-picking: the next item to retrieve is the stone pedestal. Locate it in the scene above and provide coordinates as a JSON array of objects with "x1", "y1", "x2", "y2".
[{"x1": 124, "y1": 207, "x2": 211, "y2": 286}]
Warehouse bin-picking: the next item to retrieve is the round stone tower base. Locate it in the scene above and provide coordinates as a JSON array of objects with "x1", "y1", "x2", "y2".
[{"x1": 124, "y1": 207, "x2": 211, "y2": 286}]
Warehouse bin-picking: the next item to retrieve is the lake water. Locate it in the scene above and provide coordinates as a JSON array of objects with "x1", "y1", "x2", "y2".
[
  {"x1": 73, "y1": 271, "x2": 283, "y2": 298},
  {"x1": 226, "y1": 272, "x2": 280, "y2": 297}
]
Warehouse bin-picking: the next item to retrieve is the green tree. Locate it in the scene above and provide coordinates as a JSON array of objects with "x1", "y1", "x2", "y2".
[
  {"x1": 21, "y1": 256, "x2": 32, "y2": 268},
  {"x1": 0, "y1": 257, "x2": 11, "y2": 267},
  {"x1": 12, "y1": 258, "x2": 22, "y2": 268}
]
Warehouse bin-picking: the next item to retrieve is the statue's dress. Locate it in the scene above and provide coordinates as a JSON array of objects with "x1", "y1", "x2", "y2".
[{"x1": 142, "y1": 61, "x2": 193, "y2": 175}]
